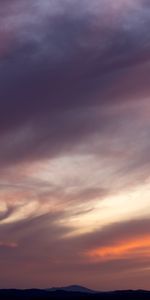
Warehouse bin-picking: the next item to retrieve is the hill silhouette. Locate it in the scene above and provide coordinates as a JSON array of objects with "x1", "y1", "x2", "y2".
[
  {"x1": 47, "y1": 285, "x2": 96, "y2": 293},
  {"x1": 0, "y1": 287, "x2": 150, "y2": 300}
]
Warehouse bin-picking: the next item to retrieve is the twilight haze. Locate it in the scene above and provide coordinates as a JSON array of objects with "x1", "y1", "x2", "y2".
[{"x1": 0, "y1": 0, "x2": 150, "y2": 291}]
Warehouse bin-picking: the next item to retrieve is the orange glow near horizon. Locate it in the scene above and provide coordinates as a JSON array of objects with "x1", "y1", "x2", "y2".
[{"x1": 87, "y1": 236, "x2": 150, "y2": 261}]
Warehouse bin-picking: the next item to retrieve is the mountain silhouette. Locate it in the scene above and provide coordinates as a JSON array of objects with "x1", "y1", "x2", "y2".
[
  {"x1": 0, "y1": 287, "x2": 150, "y2": 299},
  {"x1": 48, "y1": 285, "x2": 96, "y2": 293}
]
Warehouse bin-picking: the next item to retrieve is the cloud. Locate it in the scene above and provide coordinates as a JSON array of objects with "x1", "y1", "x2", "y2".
[
  {"x1": 0, "y1": 0, "x2": 149, "y2": 168},
  {"x1": 0, "y1": 0, "x2": 150, "y2": 290},
  {"x1": 1, "y1": 214, "x2": 150, "y2": 289}
]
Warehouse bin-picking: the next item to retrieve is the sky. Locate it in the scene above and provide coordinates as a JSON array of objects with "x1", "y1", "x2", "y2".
[{"x1": 0, "y1": 0, "x2": 150, "y2": 291}]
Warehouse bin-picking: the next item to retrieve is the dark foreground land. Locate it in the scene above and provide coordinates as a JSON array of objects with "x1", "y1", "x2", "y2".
[{"x1": 1, "y1": 289, "x2": 150, "y2": 300}]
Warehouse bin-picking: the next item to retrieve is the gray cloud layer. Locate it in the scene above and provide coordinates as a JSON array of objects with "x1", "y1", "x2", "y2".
[{"x1": 0, "y1": 0, "x2": 150, "y2": 167}]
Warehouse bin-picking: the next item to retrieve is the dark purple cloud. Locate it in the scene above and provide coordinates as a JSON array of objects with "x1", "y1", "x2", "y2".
[{"x1": 0, "y1": 0, "x2": 149, "y2": 167}]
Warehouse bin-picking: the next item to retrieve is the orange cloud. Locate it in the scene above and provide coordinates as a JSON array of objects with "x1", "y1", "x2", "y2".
[{"x1": 87, "y1": 236, "x2": 150, "y2": 261}]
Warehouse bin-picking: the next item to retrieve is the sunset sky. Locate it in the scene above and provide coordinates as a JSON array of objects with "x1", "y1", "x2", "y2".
[{"x1": 0, "y1": 0, "x2": 150, "y2": 291}]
